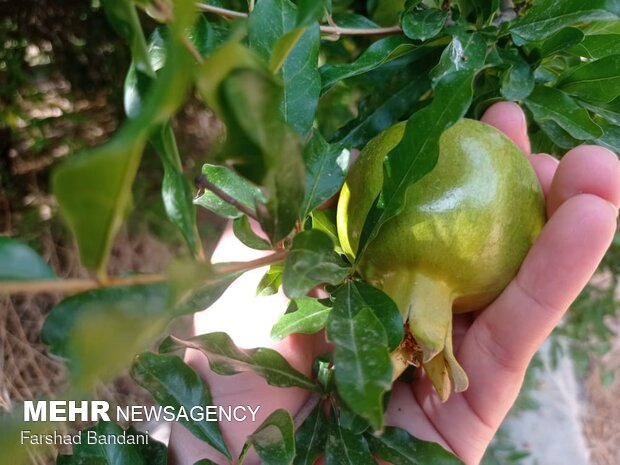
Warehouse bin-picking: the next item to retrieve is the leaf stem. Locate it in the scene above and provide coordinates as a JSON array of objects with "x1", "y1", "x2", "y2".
[
  {"x1": 0, "y1": 252, "x2": 288, "y2": 295},
  {"x1": 195, "y1": 3, "x2": 403, "y2": 36}
]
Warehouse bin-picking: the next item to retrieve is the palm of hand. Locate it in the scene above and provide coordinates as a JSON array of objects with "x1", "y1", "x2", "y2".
[{"x1": 170, "y1": 103, "x2": 619, "y2": 465}]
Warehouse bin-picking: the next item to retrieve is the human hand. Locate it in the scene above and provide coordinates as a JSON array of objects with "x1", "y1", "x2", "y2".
[{"x1": 169, "y1": 102, "x2": 620, "y2": 465}]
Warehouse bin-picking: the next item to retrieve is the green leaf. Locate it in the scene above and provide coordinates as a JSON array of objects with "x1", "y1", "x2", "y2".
[
  {"x1": 0, "y1": 237, "x2": 55, "y2": 281},
  {"x1": 218, "y1": 68, "x2": 306, "y2": 243},
  {"x1": 297, "y1": 0, "x2": 328, "y2": 26},
  {"x1": 371, "y1": 0, "x2": 406, "y2": 26},
  {"x1": 282, "y1": 230, "x2": 350, "y2": 299},
  {"x1": 53, "y1": 0, "x2": 196, "y2": 275},
  {"x1": 524, "y1": 86, "x2": 603, "y2": 140},
  {"x1": 102, "y1": 0, "x2": 153, "y2": 76},
  {"x1": 510, "y1": 0, "x2": 620, "y2": 43},
  {"x1": 131, "y1": 353, "x2": 231, "y2": 459},
  {"x1": 320, "y1": 36, "x2": 417, "y2": 91},
  {"x1": 558, "y1": 54, "x2": 620, "y2": 103},
  {"x1": 580, "y1": 95, "x2": 620, "y2": 124},
  {"x1": 595, "y1": 119, "x2": 620, "y2": 152},
  {"x1": 245, "y1": 409, "x2": 295, "y2": 465},
  {"x1": 122, "y1": 28, "x2": 200, "y2": 258},
  {"x1": 334, "y1": 68, "x2": 431, "y2": 149},
  {"x1": 325, "y1": 422, "x2": 377, "y2": 465},
  {"x1": 194, "y1": 164, "x2": 266, "y2": 219},
  {"x1": 233, "y1": 216, "x2": 272, "y2": 250},
  {"x1": 256, "y1": 264, "x2": 284, "y2": 296},
  {"x1": 271, "y1": 297, "x2": 331, "y2": 339},
  {"x1": 568, "y1": 34, "x2": 620, "y2": 59},
  {"x1": 402, "y1": 8, "x2": 448, "y2": 42},
  {"x1": 498, "y1": 49, "x2": 534, "y2": 101},
  {"x1": 52, "y1": 127, "x2": 147, "y2": 275},
  {"x1": 193, "y1": 461, "x2": 220, "y2": 465},
  {"x1": 327, "y1": 286, "x2": 393, "y2": 431},
  {"x1": 248, "y1": 0, "x2": 321, "y2": 136},
  {"x1": 301, "y1": 133, "x2": 350, "y2": 217},
  {"x1": 42, "y1": 284, "x2": 170, "y2": 388},
  {"x1": 357, "y1": 70, "x2": 474, "y2": 259},
  {"x1": 366, "y1": 426, "x2": 465, "y2": 464},
  {"x1": 160, "y1": 332, "x2": 319, "y2": 391},
  {"x1": 293, "y1": 404, "x2": 327, "y2": 465},
  {"x1": 310, "y1": 209, "x2": 340, "y2": 251},
  {"x1": 150, "y1": 124, "x2": 201, "y2": 256},
  {"x1": 456, "y1": 0, "x2": 500, "y2": 22},
  {"x1": 168, "y1": 260, "x2": 243, "y2": 315},
  {"x1": 348, "y1": 281, "x2": 403, "y2": 351},
  {"x1": 60, "y1": 423, "x2": 166, "y2": 465},
  {"x1": 431, "y1": 31, "x2": 487, "y2": 84},
  {"x1": 534, "y1": 27, "x2": 584, "y2": 58}
]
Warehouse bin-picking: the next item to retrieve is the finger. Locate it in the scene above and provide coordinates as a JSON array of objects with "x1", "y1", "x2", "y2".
[
  {"x1": 412, "y1": 193, "x2": 617, "y2": 464},
  {"x1": 547, "y1": 145, "x2": 620, "y2": 217},
  {"x1": 481, "y1": 101, "x2": 531, "y2": 155},
  {"x1": 463, "y1": 194, "x2": 617, "y2": 432},
  {"x1": 527, "y1": 153, "x2": 559, "y2": 201}
]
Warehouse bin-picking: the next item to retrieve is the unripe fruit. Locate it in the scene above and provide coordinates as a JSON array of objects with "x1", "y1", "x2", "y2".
[{"x1": 337, "y1": 119, "x2": 546, "y2": 400}]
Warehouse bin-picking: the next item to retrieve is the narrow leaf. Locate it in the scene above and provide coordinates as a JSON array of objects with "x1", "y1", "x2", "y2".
[
  {"x1": 282, "y1": 230, "x2": 350, "y2": 299},
  {"x1": 320, "y1": 36, "x2": 417, "y2": 91},
  {"x1": 525, "y1": 86, "x2": 603, "y2": 140},
  {"x1": 325, "y1": 422, "x2": 377, "y2": 465},
  {"x1": 160, "y1": 332, "x2": 319, "y2": 391},
  {"x1": 510, "y1": 0, "x2": 620, "y2": 43},
  {"x1": 558, "y1": 54, "x2": 620, "y2": 104},
  {"x1": 150, "y1": 124, "x2": 201, "y2": 256},
  {"x1": 293, "y1": 404, "x2": 327, "y2": 465},
  {"x1": 328, "y1": 286, "x2": 393, "y2": 430},
  {"x1": 568, "y1": 34, "x2": 620, "y2": 59},
  {"x1": 334, "y1": 72, "x2": 431, "y2": 149},
  {"x1": 131, "y1": 353, "x2": 231, "y2": 459}
]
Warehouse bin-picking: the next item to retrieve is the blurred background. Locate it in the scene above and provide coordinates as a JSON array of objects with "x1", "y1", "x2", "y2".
[{"x1": 0, "y1": 1, "x2": 618, "y2": 464}]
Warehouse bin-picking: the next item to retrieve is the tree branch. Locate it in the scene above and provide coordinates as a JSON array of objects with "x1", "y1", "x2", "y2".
[
  {"x1": 0, "y1": 251, "x2": 288, "y2": 295},
  {"x1": 195, "y1": 3, "x2": 403, "y2": 36}
]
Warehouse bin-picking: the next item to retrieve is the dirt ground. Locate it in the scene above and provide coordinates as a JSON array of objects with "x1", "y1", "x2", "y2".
[{"x1": 583, "y1": 329, "x2": 620, "y2": 465}]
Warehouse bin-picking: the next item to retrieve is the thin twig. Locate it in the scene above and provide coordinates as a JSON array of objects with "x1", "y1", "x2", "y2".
[
  {"x1": 183, "y1": 36, "x2": 204, "y2": 64},
  {"x1": 197, "y1": 174, "x2": 259, "y2": 221},
  {"x1": 214, "y1": 250, "x2": 287, "y2": 274},
  {"x1": 0, "y1": 251, "x2": 288, "y2": 295},
  {"x1": 293, "y1": 392, "x2": 322, "y2": 429},
  {"x1": 195, "y1": 3, "x2": 403, "y2": 36}
]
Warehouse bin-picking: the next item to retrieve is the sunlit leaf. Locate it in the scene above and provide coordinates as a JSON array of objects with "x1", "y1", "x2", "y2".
[{"x1": 160, "y1": 332, "x2": 319, "y2": 391}]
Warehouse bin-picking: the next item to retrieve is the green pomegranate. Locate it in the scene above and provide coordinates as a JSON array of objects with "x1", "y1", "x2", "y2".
[{"x1": 337, "y1": 119, "x2": 545, "y2": 400}]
